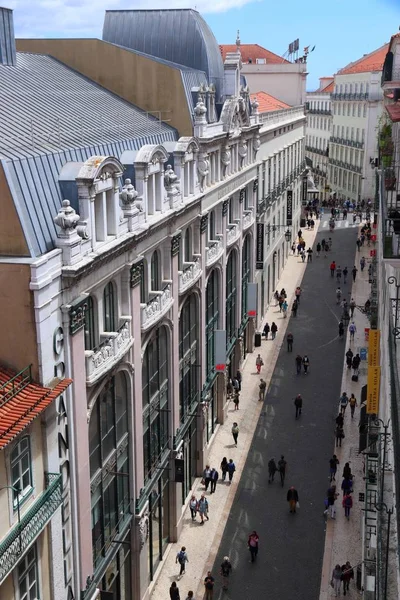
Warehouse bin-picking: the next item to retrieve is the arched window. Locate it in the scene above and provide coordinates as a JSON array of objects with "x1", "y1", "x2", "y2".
[
  {"x1": 103, "y1": 282, "x2": 116, "y2": 332},
  {"x1": 89, "y1": 373, "x2": 129, "y2": 567},
  {"x1": 242, "y1": 235, "x2": 251, "y2": 319},
  {"x1": 142, "y1": 326, "x2": 169, "y2": 480},
  {"x1": 151, "y1": 251, "x2": 161, "y2": 290},
  {"x1": 226, "y1": 251, "x2": 237, "y2": 350},
  {"x1": 10, "y1": 436, "x2": 32, "y2": 507},
  {"x1": 85, "y1": 296, "x2": 96, "y2": 350},
  {"x1": 206, "y1": 270, "x2": 219, "y2": 377},
  {"x1": 184, "y1": 228, "x2": 191, "y2": 263},
  {"x1": 179, "y1": 294, "x2": 198, "y2": 423}
]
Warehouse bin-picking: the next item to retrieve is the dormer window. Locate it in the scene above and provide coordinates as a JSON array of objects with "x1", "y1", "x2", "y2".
[{"x1": 256, "y1": 58, "x2": 266, "y2": 64}]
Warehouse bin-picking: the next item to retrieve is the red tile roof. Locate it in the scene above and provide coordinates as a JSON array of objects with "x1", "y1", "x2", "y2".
[
  {"x1": 220, "y1": 44, "x2": 290, "y2": 65},
  {"x1": 0, "y1": 366, "x2": 72, "y2": 449},
  {"x1": 252, "y1": 91, "x2": 291, "y2": 113},
  {"x1": 321, "y1": 81, "x2": 334, "y2": 93},
  {"x1": 337, "y1": 44, "x2": 389, "y2": 75},
  {"x1": 386, "y1": 103, "x2": 400, "y2": 123},
  {"x1": 389, "y1": 33, "x2": 400, "y2": 52}
]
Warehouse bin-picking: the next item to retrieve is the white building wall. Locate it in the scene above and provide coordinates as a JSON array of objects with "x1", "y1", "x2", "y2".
[
  {"x1": 243, "y1": 63, "x2": 307, "y2": 106},
  {"x1": 305, "y1": 90, "x2": 332, "y2": 201}
]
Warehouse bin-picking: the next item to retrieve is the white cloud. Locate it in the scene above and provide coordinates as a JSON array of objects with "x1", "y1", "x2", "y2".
[{"x1": 6, "y1": 0, "x2": 259, "y2": 37}]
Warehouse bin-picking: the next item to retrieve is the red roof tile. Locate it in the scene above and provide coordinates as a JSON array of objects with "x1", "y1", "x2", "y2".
[
  {"x1": 386, "y1": 103, "x2": 400, "y2": 123},
  {"x1": 220, "y1": 44, "x2": 290, "y2": 65},
  {"x1": 321, "y1": 81, "x2": 334, "y2": 93},
  {"x1": 337, "y1": 44, "x2": 389, "y2": 75},
  {"x1": 0, "y1": 366, "x2": 72, "y2": 449},
  {"x1": 252, "y1": 91, "x2": 291, "y2": 113}
]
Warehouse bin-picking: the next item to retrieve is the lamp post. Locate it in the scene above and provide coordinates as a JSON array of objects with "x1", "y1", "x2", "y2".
[
  {"x1": 265, "y1": 224, "x2": 292, "y2": 243},
  {"x1": 374, "y1": 501, "x2": 394, "y2": 600},
  {"x1": 0, "y1": 485, "x2": 22, "y2": 554}
]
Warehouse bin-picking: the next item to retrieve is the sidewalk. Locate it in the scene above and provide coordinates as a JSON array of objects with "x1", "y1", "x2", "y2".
[
  {"x1": 319, "y1": 239, "x2": 372, "y2": 598},
  {"x1": 149, "y1": 226, "x2": 319, "y2": 600}
]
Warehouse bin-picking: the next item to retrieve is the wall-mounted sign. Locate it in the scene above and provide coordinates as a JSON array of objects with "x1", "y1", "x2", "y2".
[
  {"x1": 247, "y1": 283, "x2": 257, "y2": 317},
  {"x1": 215, "y1": 330, "x2": 227, "y2": 372},
  {"x1": 366, "y1": 365, "x2": 381, "y2": 414},
  {"x1": 368, "y1": 329, "x2": 380, "y2": 367},
  {"x1": 286, "y1": 190, "x2": 293, "y2": 226},
  {"x1": 302, "y1": 176, "x2": 308, "y2": 205},
  {"x1": 256, "y1": 223, "x2": 265, "y2": 269}
]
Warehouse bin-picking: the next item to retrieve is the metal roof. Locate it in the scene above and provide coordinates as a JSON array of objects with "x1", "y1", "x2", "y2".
[
  {"x1": 0, "y1": 52, "x2": 177, "y2": 257},
  {"x1": 103, "y1": 9, "x2": 224, "y2": 101}
]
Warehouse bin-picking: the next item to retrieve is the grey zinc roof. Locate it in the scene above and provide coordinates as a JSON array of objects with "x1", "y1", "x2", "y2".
[
  {"x1": 0, "y1": 52, "x2": 177, "y2": 257},
  {"x1": 103, "y1": 9, "x2": 224, "y2": 101}
]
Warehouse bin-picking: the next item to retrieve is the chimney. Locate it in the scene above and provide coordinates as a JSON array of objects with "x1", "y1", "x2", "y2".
[{"x1": 0, "y1": 7, "x2": 17, "y2": 66}]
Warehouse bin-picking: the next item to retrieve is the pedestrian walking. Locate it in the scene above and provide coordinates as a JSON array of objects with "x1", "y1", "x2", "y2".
[
  {"x1": 336, "y1": 266, "x2": 342, "y2": 282},
  {"x1": 341, "y1": 477, "x2": 353, "y2": 497},
  {"x1": 356, "y1": 238, "x2": 362, "y2": 252},
  {"x1": 307, "y1": 247, "x2": 313, "y2": 262},
  {"x1": 210, "y1": 468, "x2": 218, "y2": 493},
  {"x1": 346, "y1": 348, "x2": 353, "y2": 368},
  {"x1": 331, "y1": 564, "x2": 342, "y2": 597},
  {"x1": 189, "y1": 495, "x2": 198, "y2": 520},
  {"x1": 339, "y1": 392, "x2": 349, "y2": 415},
  {"x1": 342, "y1": 462, "x2": 352, "y2": 481},
  {"x1": 278, "y1": 295, "x2": 284, "y2": 312},
  {"x1": 233, "y1": 391, "x2": 240, "y2": 410},
  {"x1": 220, "y1": 457, "x2": 228, "y2": 481},
  {"x1": 343, "y1": 266, "x2": 348, "y2": 284},
  {"x1": 291, "y1": 242, "x2": 296, "y2": 255},
  {"x1": 198, "y1": 494, "x2": 209, "y2": 524},
  {"x1": 282, "y1": 300, "x2": 288, "y2": 317},
  {"x1": 271, "y1": 322, "x2": 278, "y2": 340},
  {"x1": 203, "y1": 572, "x2": 215, "y2": 600},
  {"x1": 327, "y1": 484, "x2": 338, "y2": 519},
  {"x1": 295, "y1": 354, "x2": 302, "y2": 374},
  {"x1": 278, "y1": 455, "x2": 287, "y2": 486},
  {"x1": 294, "y1": 394, "x2": 303, "y2": 418},
  {"x1": 330, "y1": 260, "x2": 336, "y2": 277},
  {"x1": 227, "y1": 459, "x2": 236, "y2": 483},
  {"x1": 349, "y1": 298, "x2": 356, "y2": 317},
  {"x1": 176, "y1": 547, "x2": 189, "y2": 578},
  {"x1": 292, "y1": 299, "x2": 298, "y2": 317},
  {"x1": 248, "y1": 531, "x2": 259, "y2": 562},
  {"x1": 341, "y1": 562, "x2": 354, "y2": 595},
  {"x1": 286, "y1": 332, "x2": 294, "y2": 352},
  {"x1": 336, "y1": 412, "x2": 344, "y2": 428},
  {"x1": 321, "y1": 238, "x2": 326, "y2": 252},
  {"x1": 349, "y1": 321, "x2": 356, "y2": 341},
  {"x1": 255, "y1": 353, "x2": 264, "y2": 374},
  {"x1": 287, "y1": 486, "x2": 299, "y2": 513},
  {"x1": 349, "y1": 393, "x2": 358, "y2": 418},
  {"x1": 329, "y1": 454, "x2": 339, "y2": 482},
  {"x1": 274, "y1": 290, "x2": 280, "y2": 305},
  {"x1": 202, "y1": 465, "x2": 211, "y2": 491},
  {"x1": 268, "y1": 457, "x2": 277, "y2": 483},
  {"x1": 335, "y1": 424, "x2": 344, "y2": 447},
  {"x1": 302, "y1": 354, "x2": 310, "y2": 374},
  {"x1": 316, "y1": 242, "x2": 321, "y2": 257},
  {"x1": 170, "y1": 581, "x2": 180, "y2": 600},
  {"x1": 360, "y1": 256, "x2": 366, "y2": 271},
  {"x1": 236, "y1": 370, "x2": 242, "y2": 391},
  {"x1": 352, "y1": 265, "x2": 358, "y2": 282},
  {"x1": 300, "y1": 249, "x2": 306, "y2": 262},
  {"x1": 231, "y1": 423, "x2": 239, "y2": 447},
  {"x1": 336, "y1": 287, "x2": 342, "y2": 304},
  {"x1": 259, "y1": 378, "x2": 266, "y2": 401},
  {"x1": 263, "y1": 322, "x2": 270, "y2": 340},
  {"x1": 338, "y1": 320, "x2": 344, "y2": 338},
  {"x1": 295, "y1": 286, "x2": 302, "y2": 304},
  {"x1": 184, "y1": 592, "x2": 194, "y2": 600},
  {"x1": 220, "y1": 557, "x2": 232, "y2": 590}
]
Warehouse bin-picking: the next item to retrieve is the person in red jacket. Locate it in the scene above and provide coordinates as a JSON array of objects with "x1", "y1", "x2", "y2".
[
  {"x1": 342, "y1": 493, "x2": 353, "y2": 520},
  {"x1": 330, "y1": 261, "x2": 336, "y2": 277},
  {"x1": 248, "y1": 531, "x2": 259, "y2": 562}
]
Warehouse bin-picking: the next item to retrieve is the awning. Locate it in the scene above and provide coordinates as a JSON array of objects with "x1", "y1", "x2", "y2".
[{"x1": 0, "y1": 365, "x2": 72, "y2": 449}]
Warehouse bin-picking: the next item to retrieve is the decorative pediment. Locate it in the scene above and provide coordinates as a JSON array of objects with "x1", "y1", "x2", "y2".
[
  {"x1": 76, "y1": 156, "x2": 124, "y2": 183},
  {"x1": 134, "y1": 144, "x2": 169, "y2": 167},
  {"x1": 174, "y1": 137, "x2": 200, "y2": 156},
  {"x1": 219, "y1": 96, "x2": 251, "y2": 134}
]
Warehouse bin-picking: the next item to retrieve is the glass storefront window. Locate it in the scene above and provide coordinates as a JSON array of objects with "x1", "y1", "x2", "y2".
[
  {"x1": 226, "y1": 251, "x2": 237, "y2": 350},
  {"x1": 206, "y1": 270, "x2": 219, "y2": 379},
  {"x1": 179, "y1": 294, "x2": 199, "y2": 422}
]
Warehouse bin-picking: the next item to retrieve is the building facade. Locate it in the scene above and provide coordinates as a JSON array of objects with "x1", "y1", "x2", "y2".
[
  {"x1": 328, "y1": 45, "x2": 388, "y2": 204},
  {"x1": 0, "y1": 9, "x2": 305, "y2": 600},
  {"x1": 305, "y1": 77, "x2": 333, "y2": 202}
]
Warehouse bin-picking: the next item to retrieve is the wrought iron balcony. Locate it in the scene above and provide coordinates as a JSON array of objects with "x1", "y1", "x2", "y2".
[
  {"x1": 178, "y1": 256, "x2": 202, "y2": 294},
  {"x1": 243, "y1": 209, "x2": 255, "y2": 230},
  {"x1": 307, "y1": 108, "x2": 331, "y2": 115},
  {"x1": 85, "y1": 319, "x2": 133, "y2": 385},
  {"x1": 206, "y1": 237, "x2": 224, "y2": 267},
  {"x1": 0, "y1": 473, "x2": 62, "y2": 585},
  {"x1": 141, "y1": 283, "x2": 173, "y2": 330},
  {"x1": 330, "y1": 136, "x2": 364, "y2": 149},
  {"x1": 226, "y1": 222, "x2": 241, "y2": 246}
]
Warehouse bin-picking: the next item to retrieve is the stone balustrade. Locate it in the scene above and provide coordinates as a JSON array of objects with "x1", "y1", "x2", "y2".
[
  {"x1": 243, "y1": 209, "x2": 255, "y2": 230},
  {"x1": 85, "y1": 318, "x2": 133, "y2": 385},
  {"x1": 141, "y1": 282, "x2": 173, "y2": 330},
  {"x1": 226, "y1": 223, "x2": 241, "y2": 246},
  {"x1": 178, "y1": 256, "x2": 202, "y2": 294},
  {"x1": 206, "y1": 238, "x2": 224, "y2": 267}
]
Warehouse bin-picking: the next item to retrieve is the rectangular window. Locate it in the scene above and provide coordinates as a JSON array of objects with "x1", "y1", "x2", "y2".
[
  {"x1": 11, "y1": 437, "x2": 32, "y2": 508},
  {"x1": 18, "y1": 545, "x2": 39, "y2": 600}
]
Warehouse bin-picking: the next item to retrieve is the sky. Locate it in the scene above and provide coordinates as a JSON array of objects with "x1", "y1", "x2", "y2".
[{"x1": 6, "y1": 0, "x2": 399, "y2": 90}]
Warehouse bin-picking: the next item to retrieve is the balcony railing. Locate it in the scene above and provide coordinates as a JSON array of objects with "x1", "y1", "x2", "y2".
[
  {"x1": 85, "y1": 319, "x2": 133, "y2": 385},
  {"x1": 141, "y1": 283, "x2": 173, "y2": 330},
  {"x1": 206, "y1": 237, "x2": 224, "y2": 267},
  {"x1": 178, "y1": 256, "x2": 202, "y2": 294},
  {"x1": 0, "y1": 473, "x2": 62, "y2": 585},
  {"x1": 259, "y1": 105, "x2": 305, "y2": 127},
  {"x1": 331, "y1": 92, "x2": 369, "y2": 100},
  {"x1": 243, "y1": 209, "x2": 255, "y2": 230},
  {"x1": 305, "y1": 145, "x2": 329, "y2": 156},
  {"x1": 226, "y1": 222, "x2": 241, "y2": 246},
  {"x1": 307, "y1": 108, "x2": 331, "y2": 115},
  {"x1": 330, "y1": 136, "x2": 364, "y2": 149},
  {"x1": 382, "y1": 68, "x2": 400, "y2": 87},
  {"x1": 328, "y1": 157, "x2": 362, "y2": 174}
]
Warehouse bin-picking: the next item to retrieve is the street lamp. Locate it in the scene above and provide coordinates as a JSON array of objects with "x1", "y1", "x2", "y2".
[
  {"x1": 0, "y1": 485, "x2": 22, "y2": 555},
  {"x1": 374, "y1": 501, "x2": 394, "y2": 600}
]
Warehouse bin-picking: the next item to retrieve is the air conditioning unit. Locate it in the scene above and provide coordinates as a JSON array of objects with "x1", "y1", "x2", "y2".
[{"x1": 364, "y1": 575, "x2": 376, "y2": 600}]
